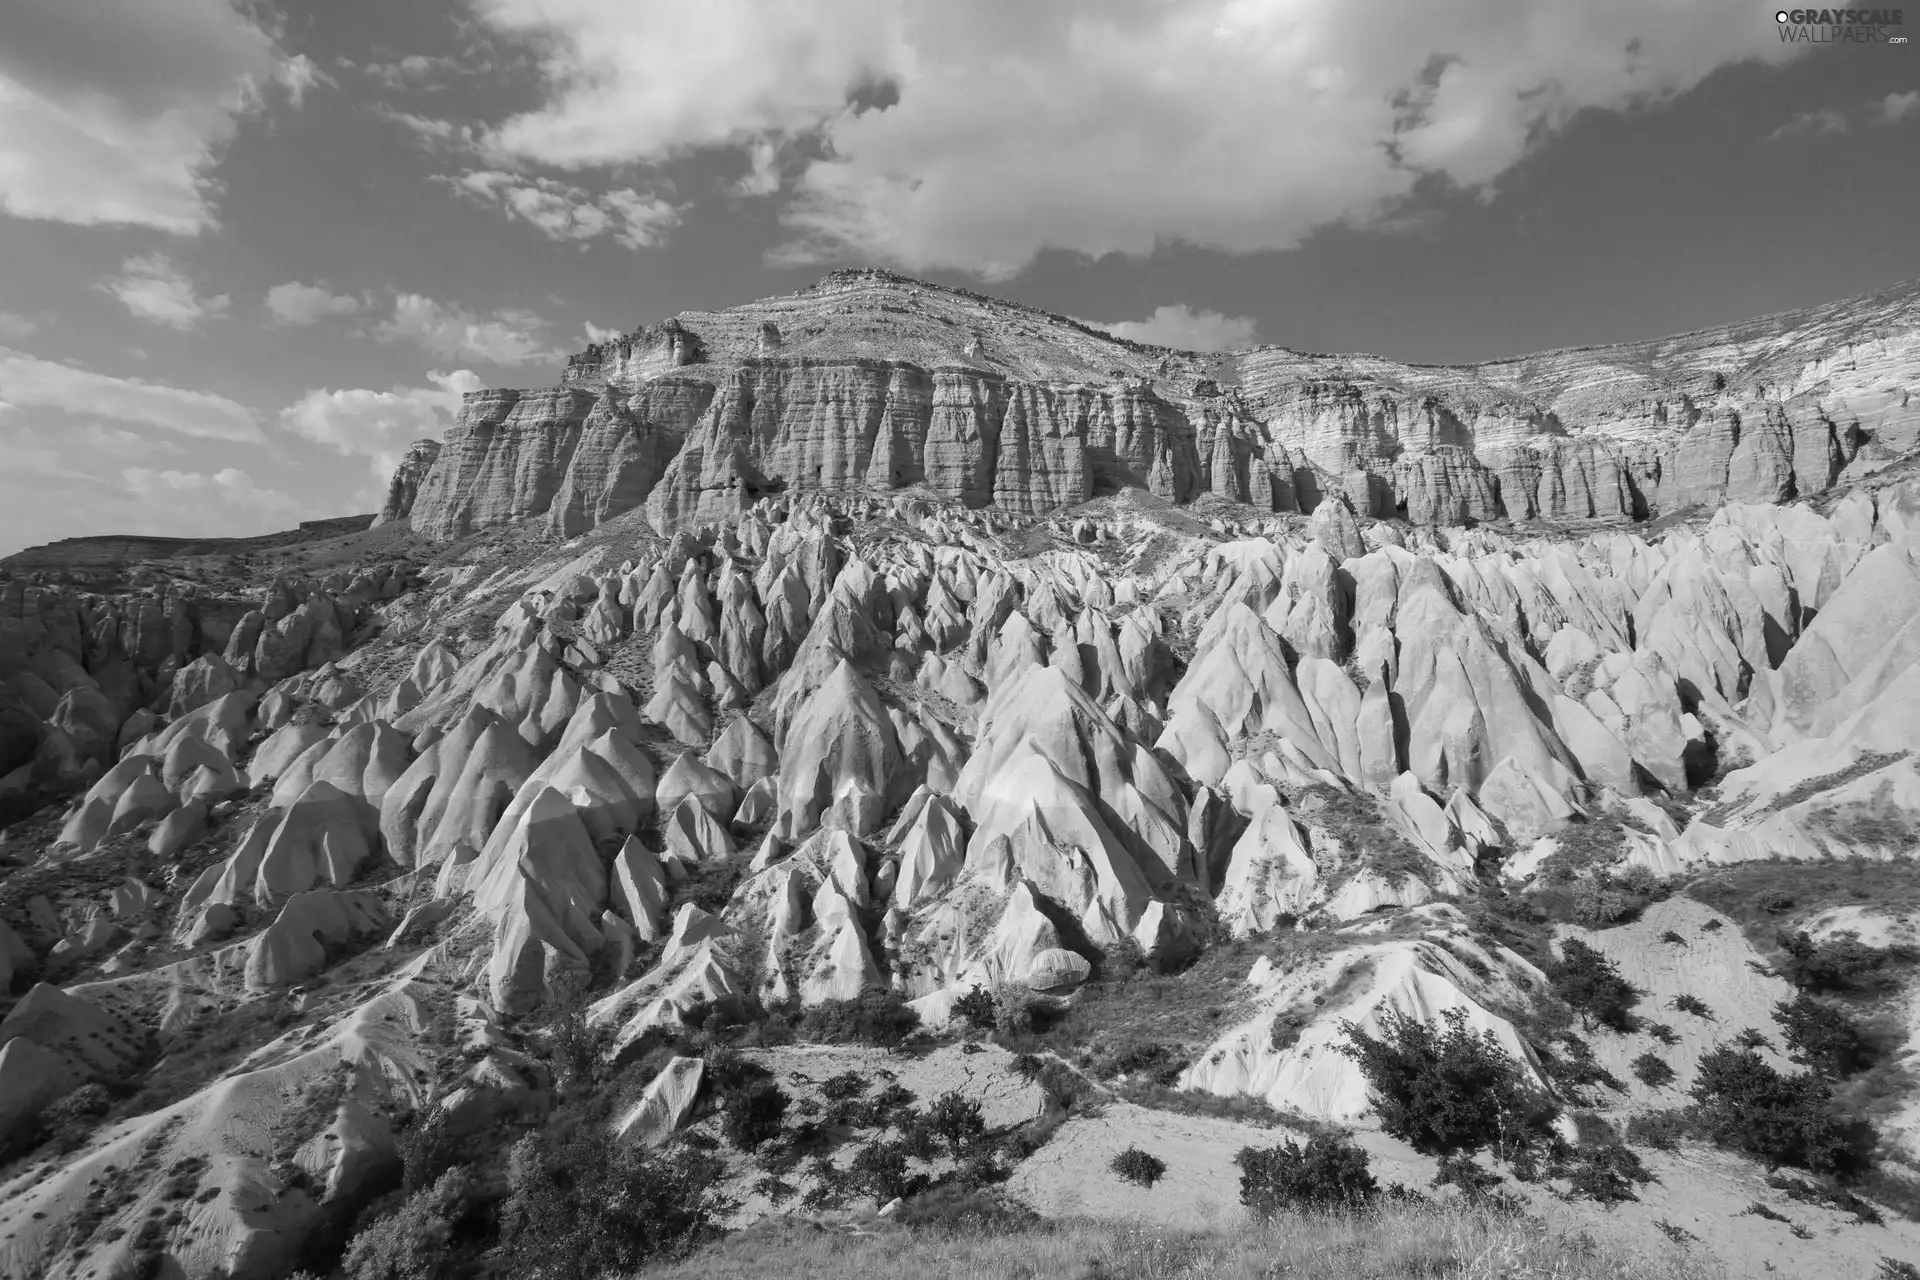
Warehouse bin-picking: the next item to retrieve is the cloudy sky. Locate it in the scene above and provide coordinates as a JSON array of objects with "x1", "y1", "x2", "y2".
[{"x1": 1, "y1": 0, "x2": 1917, "y2": 556}]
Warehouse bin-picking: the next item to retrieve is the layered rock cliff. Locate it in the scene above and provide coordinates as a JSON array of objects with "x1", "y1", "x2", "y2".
[
  {"x1": 370, "y1": 439, "x2": 442, "y2": 528},
  {"x1": 399, "y1": 270, "x2": 1920, "y2": 538}
]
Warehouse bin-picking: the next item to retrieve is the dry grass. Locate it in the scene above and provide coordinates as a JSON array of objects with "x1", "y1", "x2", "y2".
[{"x1": 639, "y1": 1201, "x2": 1721, "y2": 1279}]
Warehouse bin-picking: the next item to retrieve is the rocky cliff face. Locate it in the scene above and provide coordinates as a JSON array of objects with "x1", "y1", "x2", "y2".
[
  {"x1": 369, "y1": 439, "x2": 442, "y2": 528},
  {"x1": 394, "y1": 270, "x2": 1919, "y2": 538}
]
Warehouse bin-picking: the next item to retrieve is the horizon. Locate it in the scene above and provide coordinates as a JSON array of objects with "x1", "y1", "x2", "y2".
[{"x1": 3, "y1": 1, "x2": 1918, "y2": 557}]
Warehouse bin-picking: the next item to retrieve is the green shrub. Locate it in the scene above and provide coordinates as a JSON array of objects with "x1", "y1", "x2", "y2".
[
  {"x1": 1631, "y1": 1053, "x2": 1676, "y2": 1088},
  {"x1": 342, "y1": 1168, "x2": 484, "y2": 1280},
  {"x1": 1671, "y1": 993, "x2": 1713, "y2": 1019},
  {"x1": 721, "y1": 1079, "x2": 789, "y2": 1152},
  {"x1": 1625, "y1": 1110, "x2": 1693, "y2": 1151},
  {"x1": 1690, "y1": 1045, "x2": 1876, "y2": 1180},
  {"x1": 952, "y1": 986, "x2": 998, "y2": 1032},
  {"x1": 1778, "y1": 930, "x2": 1914, "y2": 995},
  {"x1": 1559, "y1": 1137, "x2": 1653, "y2": 1205},
  {"x1": 926, "y1": 1091, "x2": 985, "y2": 1157},
  {"x1": 819, "y1": 1071, "x2": 869, "y2": 1101},
  {"x1": 1236, "y1": 1134, "x2": 1378, "y2": 1215},
  {"x1": 1338, "y1": 1008, "x2": 1556, "y2": 1160},
  {"x1": 1646, "y1": 1021, "x2": 1680, "y2": 1046},
  {"x1": 798, "y1": 990, "x2": 922, "y2": 1049},
  {"x1": 495, "y1": 1124, "x2": 728, "y2": 1278},
  {"x1": 1775, "y1": 993, "x2": 1877, "y2": 1077},
  {"x1": 1548, "y1": 939, "x2": 1639, "y2": 1032},
  {"x1": 849, "y1": 1138, "x2": 926, "y2": 1204},
  {"x1": 1110, "y1": 1146, "x2": 1167, "y2": 1189}
]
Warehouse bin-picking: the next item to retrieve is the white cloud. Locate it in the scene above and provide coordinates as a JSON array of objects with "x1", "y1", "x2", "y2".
[
  {"x1": 104, "y1": 254, "x2": 230, "y2": 329},
  {"x1": 0, "y1": 0, "x2": 314, "y2": 234},
  {"x1": 376, "y1": 294, "x2": 557, "y2": 365},
  {"x1": 120, "y1": 465, "x2": 308, "y2": 524},
  {"x1": 276, "y1": 54, "x2": 332, "y2": 107},
  {"x1": 583, "y1": 321, "x2": 624, "y2": 343},
  {"x1": 469, "y1": 0, "x2": 1805, "y2": 279},
  {"x1": 0, "y1": 347, "x2": 259, "y2": 441},
  {"x1": 0, "y1": 312, "x2": 36, "y2": 340},
  {"x1": 266, "y1": 281, "x2": 362, "y2": 325},
  {"x1": 1882, "y1": 91, "x2": 1919, "y2": 124},
  {"x1": 1767, "y1": 109, "x2": 1847, "y2": 140},
  {"x1": 279, "y1": 369, "x2": 481, "y2": 475},
  {"x1": 442, "y1": 169, "x2": 681, "y2": 248},
  {"x1": 1089, "y1": 305, "x2": 1258, "y2": 352}
]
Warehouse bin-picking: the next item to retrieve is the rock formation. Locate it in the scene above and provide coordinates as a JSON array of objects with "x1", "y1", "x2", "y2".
[{"x1": 392, "y1": 270, "x2": 1918, "y2": 541}]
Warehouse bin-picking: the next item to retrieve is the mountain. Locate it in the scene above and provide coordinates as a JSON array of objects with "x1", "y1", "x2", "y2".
[
  {"x1": 397, "y1": 268, "x2": 1920, "y2": 539},
  {"x1": 3, "y1": 278, "x2": 1920, "y2": 1278}
]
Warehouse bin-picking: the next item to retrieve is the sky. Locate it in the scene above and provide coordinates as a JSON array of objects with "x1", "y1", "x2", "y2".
[{"x1": 1, "y1": 0, "x2": 1917, "y2": 557}]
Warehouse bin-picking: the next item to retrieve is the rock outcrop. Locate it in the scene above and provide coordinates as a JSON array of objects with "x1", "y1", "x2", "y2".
[{"x1": 395, "y1": 270, "x2": 1918, "y2": 540}]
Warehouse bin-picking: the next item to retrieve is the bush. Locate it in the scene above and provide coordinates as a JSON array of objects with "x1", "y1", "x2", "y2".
[
  {"x1": 849, "y1": 1138, "x2": 926, "y2": 1204},
  {"x1": 819, "y1": 1071, "x2": 869, "y2": 1102},
  {"x1": 1775, "y1": 993, "x2": 1877, "y2": 1077},
  {"x1": 1625, "y1": 1110, "x2": 1693, "y2": 1152},
  {"x1": 798, "y1": 990, "x2": 922, "y2": 1049},
  {"x1": 952, "y1": 986, "x2": 998, "y2": 1032},
  {"x1": 1645, "y1": 1021, "x2": 1680, "y2": 1046},
  {"x1": 1630, "y1": 1053, "x2": 1676, "y2": 1088},
  {"x1": 343, "y1": 1168, "x2": 484, "y2": 1280},
  {"x1": 1237, "y1": 1134, "x2": 1378, "y2": 1215},
  {"x1": 1110, "y1": 1146, "x2": 1167, "y2": 1189},
  {"x1": 926, "y1": 1091, "x2": 986, "y2": 1157},
  {"x1": 721, "y1": 1079, "x2": 789, "y2": 1152},
  {"x1": 1778, "y1": 930, "x2": 1913, "y2": 995},
  {"x1": 1548, "y1": 939, "x2": 1640, "y2": 1032},
  {"x1": 892, "y1": 1186, "x2": 1038, "y2": 1233},
  {"x1": 1338, "y1": 1008, "x2": 1556, "y2": 1160},
  {"x1": 1690, "y1": 1045, "x2": 1876, "y2": 1180},
  {"x1": 496, "y1": 1124, "x2": 728, "y2": 1277},
  {"x1": 1671, "y1": 993, "x2": 1713, "y2": 1019},
  {"x1": 1560, "y1": 1138, "x2": 1653, "y2": 1205}
]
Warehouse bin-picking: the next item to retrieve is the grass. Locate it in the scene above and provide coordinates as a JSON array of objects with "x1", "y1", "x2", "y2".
[
  {"x1": 1685, "y1": 859, "x2": 1920, "y2": 944},
  {"x1": 635, "y1": 1201, "x2": 1724, "y2": 1279}
]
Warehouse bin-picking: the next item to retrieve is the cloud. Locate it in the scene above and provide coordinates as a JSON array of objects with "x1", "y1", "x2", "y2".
[
  {"x1": 1767, "y1": 108, "x2": 1847, "y2": 140},
  {"x1": 0, "y1": 347, "x2": 259, "y2": 441},
  {"x1": 0, "y1": 312, "x2": 36, "y2": 340},
  {"x1": 467, "y1": 0, "x2": 1805, "y2": 279},
  {"x1": 1882, "y1": 91, "x2": 1919, "y2": 124},
  {"x1": 583, "y1": 321, "x2": 624, "y2": 343},
  {"x1": 279, "y1": 369, "x2": 481, "y2": 475},
  {"x1": 266, "y1": 281, "x2": 362, "y2": 325},
  {"x1": 120, "y1": 465, "x2": 309, "y2": 524},
  {"x1": 1088, "y1": 305, "x2": 1258, "y2": 351},
  {"x1": 104, "y1": 254, "x2": 230, "y2": 329},
  {"x1": 0, "y1": 0, "x2": 314, "y2": 234},
  {"x1": 442, "y1": 169, "x2": 681, "y2": 248},
  {"x1": 375, "y1": 295, "x2": 557, "y2": 365}
]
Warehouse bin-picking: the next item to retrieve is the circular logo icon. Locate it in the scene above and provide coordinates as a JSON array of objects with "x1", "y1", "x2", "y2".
[{"x1": 1776, "y1": 9, "x2": 1789, "y2": 19}]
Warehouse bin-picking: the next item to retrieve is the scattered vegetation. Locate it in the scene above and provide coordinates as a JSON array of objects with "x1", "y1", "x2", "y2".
[{"x1": 1775, "y1": 993, "x2": 1879, "y2": 1078}]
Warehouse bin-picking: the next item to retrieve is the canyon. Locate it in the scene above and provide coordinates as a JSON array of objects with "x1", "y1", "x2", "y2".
[{"x1": 0, "y1": 272, "x2": 1918, "y2": 1280}]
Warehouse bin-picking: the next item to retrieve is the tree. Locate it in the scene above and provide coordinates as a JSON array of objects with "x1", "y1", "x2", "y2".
[
  {"x1": 926, "y1": 1090, "x2": 986, "y2": 1157},
  {"x1": 1775, "y1": 993, "x2": 1876, "y2": 1078},
  {"x1": 1338, "y1": 1008, "x2": 1556, "y2": 1160},
  {"x1": 496, "y1": 1125, "x2": 729, "y2": 1278},
  {"x1": 1690, "y1": 1045, "x2": 1875, "y2": 1180},
  {"x1": 952, "y1": 986, "x2": 998, "y2": 1032},
  {"x1": 1236, "y1": 1134, "x2": 1378, "y2": 1215},
  {"x1": 1549, "y1": 939, "x2": 1640, "y2": 1032},
  {"x1": 721, "y1": 1078, "x2": 789, "y2": 1152},
  {"x1": 343, "y1": 1168, "x2": 483, "y2": 1280}
]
